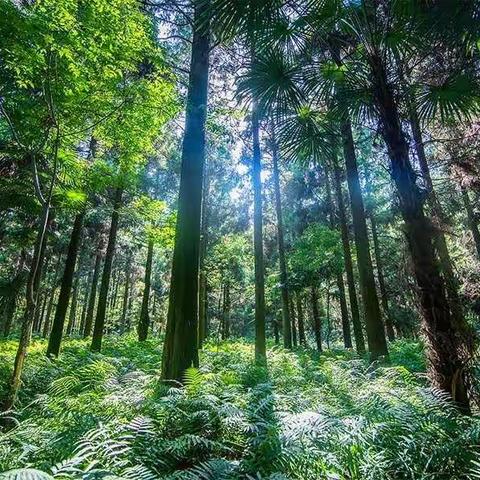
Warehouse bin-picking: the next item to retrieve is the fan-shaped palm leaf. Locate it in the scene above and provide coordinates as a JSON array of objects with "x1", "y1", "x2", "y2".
[{"x1": 237, "y1": 49, "x2": 304, "y2": 117}]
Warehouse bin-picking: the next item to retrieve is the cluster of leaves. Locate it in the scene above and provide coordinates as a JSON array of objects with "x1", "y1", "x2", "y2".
[{"x1": 1, "y1": 336, "x2": 480, "y2": 479}]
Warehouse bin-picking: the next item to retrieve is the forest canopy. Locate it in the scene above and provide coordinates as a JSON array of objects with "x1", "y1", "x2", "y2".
[{"x1": 1, "y1": 0, "x2": 480, "y2": 479}]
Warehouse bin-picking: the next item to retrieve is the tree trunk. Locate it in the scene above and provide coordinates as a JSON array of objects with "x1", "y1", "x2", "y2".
[
  {"x1": 252, "y1": 105, "x2": 267, "y2": 363},
  {"x1": 325, "y1": 168, "x2": 353, "y2": 349},
  {"x1": 79, "y1": 268, "x2": 92, "y2": 336},
  {"x1": 461, "y1": 187, "x2": 480, "y2": 260},
  {"x1": 222, "y1": 282, "x2": 230, "y2": 339},
  {"x1": 120, "y1": 257, "x2": 131, "y2": 333},
  {"x1": 290, "y1": 295, "x2": 298, "y2": 347},
  {"x1": 2, "y1": 296, "x2": 17, "y2": 338},
  {"x1": 370, "y1": 214, "x2": 395, "y2": 341},
  {"x1": 296, "y1": 292, "x2": 307, "y2": 347},
  {"x1": 161, "y1": 1, "x2": 210, "y2": 381},
  {"x1": 340, "y1": 119, "x2": 388, "y2": 359},
  {"x1": 271, "y1": 127, "x2": 292, "y2": 348},
  {"x1": 138, "y1": 238, "x2": 154, "y2": 341},
  {"x1": 372, "y1": 54, "x2": 471, "y2": 411},
  {"x1": 47, "y1": 212, "x2": 84, "y2": 357},
  {"x1": 2, "y1": 252, "x2": 26, "y2": 338},
  {"x1": 66, "y1": 268, "x2": 80, "y2": 336},
  {"x1": 84, "y1": 250, "x2": 102, "y2": 338},
  {"x1": 5, "y1": 204, "x2": 51, "y2": 409},
  {"x1": 332, "y1": 162, "x2": 366, "y2": 353},
  {"x1": 311, "y1": 286, "x2": 322, "y2": 353},
  {"x1": 91, "y1": 187, "x2": 123, "y2": 352},
  {"x1": 42, "y1": 253, "x2": 64, "y2": 340},
  {"x1": 198, "y1": 159, "x2": 210, "y2": 348},
  {"x1": 410, "y1": 107, "x2": 464, "y2": 331}
]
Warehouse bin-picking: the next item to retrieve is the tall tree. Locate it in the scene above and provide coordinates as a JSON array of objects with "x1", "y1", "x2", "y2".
[
  {"x1": 91, "y1": 187, "x2": 123, "y2": 352},
  {"x1": 47, "y1": 212, "x2": 85, "y2": 357},
  {"x1": 138, "y1": 238, "x2": 154, "y2": 341},
  {"x1": 270, "y1": 127, "x2": 292, "y2": 348},
  {"x1": 161, "y1": 0, "x2": 211, "y2": 381}
]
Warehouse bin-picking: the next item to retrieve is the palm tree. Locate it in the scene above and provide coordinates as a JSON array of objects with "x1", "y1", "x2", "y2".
[{"x1": 299, "y1": 0, "x2": 476, "y2": 409}]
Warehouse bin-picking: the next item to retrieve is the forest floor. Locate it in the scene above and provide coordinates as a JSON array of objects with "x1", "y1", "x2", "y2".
[{"x1": 1, "y1": 335, "x2": 479, "y2": 479}]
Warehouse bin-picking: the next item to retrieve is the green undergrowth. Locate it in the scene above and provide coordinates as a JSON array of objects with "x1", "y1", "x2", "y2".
[{"x1": 0, "y1": 335, "x2": 479, "y2": 479}]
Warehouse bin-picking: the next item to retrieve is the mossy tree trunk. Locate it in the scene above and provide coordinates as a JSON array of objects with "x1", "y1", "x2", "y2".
[
  {"x1": 5, "y1": 204, "x2": 51, "y2": 410},
  {"x1": 161, "y1": 0, "x2": 210, "y2": 381}
]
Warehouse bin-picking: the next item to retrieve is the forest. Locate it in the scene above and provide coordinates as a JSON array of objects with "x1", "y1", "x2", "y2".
[{"x1": 1, "y1": 0, "x2": 480, "y2": 478}]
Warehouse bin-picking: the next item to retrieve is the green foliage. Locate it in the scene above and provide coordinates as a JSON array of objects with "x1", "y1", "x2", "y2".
[
  {"x1": 1, "y1": 337, "x2": 479, "y2": 479},
  {"x1": 290, "y1": 223, "x2": 342, "y2": 286}
]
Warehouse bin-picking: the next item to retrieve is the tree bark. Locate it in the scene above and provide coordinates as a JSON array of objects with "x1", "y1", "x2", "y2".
[
  {"x1": 5, "y1": 204, "x2": 51, "y2": 409},
  {"x1": 461, "y1": 187, "x2": 480, "y2": 260},
  {"x1": 198, "y1": 161, "x2": 210, "y2": 348},
  {"x1": 47, "y1": 212, "x2": 84, "y2": 357},
  {"x1": 271, "y1": 127, "x2": 292, "y2": 348},
  {"x1": 252, "y1": 105, "x2": 267, "y2": 363},
  {"x1": 340, "y1": 119, "x2": 388, "y2": 359},
  {"x1": 91, "y1": 187, "x2": 123, "y2": 352},
  {"x1": 83, "y1": 250, "x2": 102, "y2": 337},
  {"x1": 410, "y1": 107, "x2": 464, "y2": 331},
  {"x1": 120, "y1": 257, "x2": 131, "y2": 333},
  {"x1": 290, "y1": 294, "x2": 298, "y2": 347},
  {"x1": 372, "y1": 54, "x2": 471, "y2": 411},
  {"x1": 79, "y1": 268, "x2": 92, "y2": 336},
  {"x1": 370, "y1": 214, "x2": 395, "y2": 341},
  {"x1": 161, "y1": 0, "x2": 210, "y2": 381},
  {"x1": 325, "y1": 168, "x2": 353, "y2": 349},
  {"x1": 221, "y1": 282, "x2": 230, "y2": 339},
  {"x1": 1, "y1": 252, "x2": 26, "y2": 337},
  {"x1": 138, "y1": 238, "x2": 154, "y2": 341},
  {"x1": 66, "y1": 268, "x2": 80, "y2": 336},
  {"x1": 311, "y1": 286, "x2": 322, "y2": 352},
  {"x1": 332, "y1": 162, "x2": 366, "y2": 353}
]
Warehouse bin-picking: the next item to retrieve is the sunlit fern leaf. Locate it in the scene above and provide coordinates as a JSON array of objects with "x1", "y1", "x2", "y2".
[
  {"x1": 183, "y1": 368, "x2": 204, "y2": 396},
  {"x1": 48, "y1": 375, "x2": 81, "y2": 397},
  {"x1": 126, "y1": 417, "x2": 155, "y2": 437},
  {"x1": 182, "y1": 458, "x2": 237, "y2": 480},
  {"x1": 121, "y1": 465, "x2": 158, "y2": 480},
  {"x1": 0, "y1": 469, "x2": 53, "y2": 480}
]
